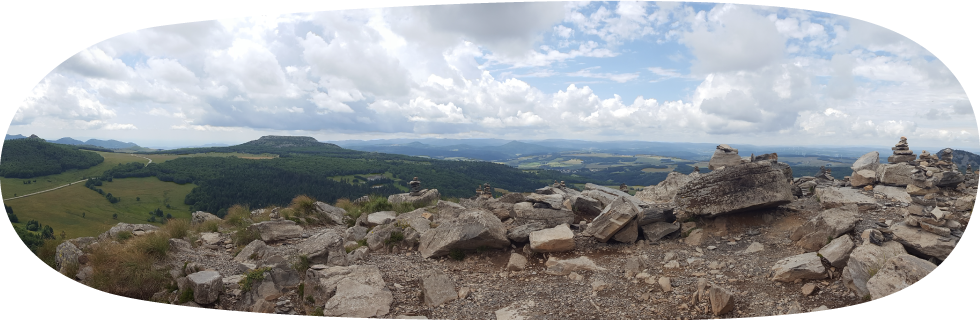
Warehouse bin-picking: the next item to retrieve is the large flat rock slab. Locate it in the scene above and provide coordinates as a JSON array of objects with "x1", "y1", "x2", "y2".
[
  {"x1": 418, "y1": 209, "x2": 509, "y2": 259},
  {"x1": 674, "y1": 161, "x2": 793, "y2": 220},
  {"x1": 889, "y1": 223, "x2": 957, "y2": 260},
  {"x1": 867, "y1": 254, "x2": 937, "y2": 300},
  {"x1": 815, "y1": 187, "x2": 877, "y2": 211}
]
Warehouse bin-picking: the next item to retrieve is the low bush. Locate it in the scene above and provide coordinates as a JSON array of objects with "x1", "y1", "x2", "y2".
[
  {"x1": 231, "y1": 227, "x2": 261, "y2": 247},
  {"x1": 163, "y1": 219, "x2": 190, "y2": 239},
  {"x1": 196, "y1": 219, "x2": 220, "y2": 233},
  {"x1": 36, "y1": 238, "x2": 63, "y2": 268},
  {"x1": 129, "y1": 232, "x2": 170, "y2": 259},
  {"x1": 86, "y1": 240, "x2": 170, "y2": 299},
  {"x1": 239, "y1": 267, "x2": 271, "y2": 292},
  {"x1": 290, "y1": 195, "x2": 318, "y2": 216},
  {"x1": 224, "y1": 204, "x2": 252, "y2": 228}
]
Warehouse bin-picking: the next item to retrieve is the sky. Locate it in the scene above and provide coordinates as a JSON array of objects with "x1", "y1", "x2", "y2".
[{"x1": 5, "y1": 1, "x2": 978, "y2": 149}]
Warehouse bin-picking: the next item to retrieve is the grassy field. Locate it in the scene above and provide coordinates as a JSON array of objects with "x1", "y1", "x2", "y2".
[
  {"x1": 4, "y1": 177, "x2": 197, "y2": 238},
  {"x1": 0, "y1": 152, "x2": 150, "y2": 199}
]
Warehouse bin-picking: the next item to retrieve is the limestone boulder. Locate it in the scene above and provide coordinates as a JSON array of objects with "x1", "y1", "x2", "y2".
[
  {"x1": 421, "y1": 269, "x2": 457, "y2": 307},
  {"x1": 889, "y1": 223, "x2": 957, "y2": 260},
  {"x1": 99, "y1": 222, "x2": 159, "y2": 241},
  {"x1": 873, "y1": 185, "x2": 912, "y2": 203},
  {"x1": 344, "y1": 226, "x2": 368, "y2": 242},
  {"x1": 55, "y1": 241, "x2": 82, "y2": 274},
  {"x1": 876, "y1": 163, "x2": 914, "y2": 186},
  {"x1": 636, "y1": 205, "x2": 675, "y2": 226},
  {"x1": 313, "y1": 201, "x2": 347, "y2": 225},
  {"x1": 304, "y1": 265, "x2": 393, "y2": 318},
  {"x1": 499, "y1": 192, "x2": 526, "y2": 204},
  {"x1": 247, "y1": 220, "x2": 303, "y2": 242},
  {"x1": 641, "y1": 222, "x2": 680, "y2": 243},
  {"x1": 481, "y1": 198, "x2": 515, "y2": 220},
  {"x1": 770, "y1": 252, "x2": 827, "y2": 282},
  {"x1": 506, "y1": 222, "x2": 546, "y2": 243},
  {"x1": 635, "y1": 172, "x2": 692, "y2": 204},
  {"x1": 507, "y1": 253, "x2": 527, "y2": 271},
  {"x1": 933, "y1": 171, "x2": 965, "y2": 187},
  {"x1": 388, "y1": 189, "x2": 440, "y2": 206},
  {"x1": 841, "y1": 241, "x2": 907, "y2": 298},
  {"x1": 568, "y1": 195, "x2": 603, "y2": 220},
  {"x1": 709, "y1": 286, "x2": 736, "y2": 316},
  {"x1": 851, "y1": 151, "x2": 880, "y2": 172},
  {"x1": 815, "y1": 187, "x2": 877, "y2": 211},
  {"x1": 418, "y1": 209, "x2": 509, "y2": 259},
  {"x1": 818, "y1": 235, "x2": 856, "y2": 268},
  {"x1": 234, "y1": 239, "x2": 271, "y2": 263},
  {"x1": 708, "y1": 144, "x2": 742, "y2": 171},
  {"x1": 673, "y1": 161, "x2": 793, "y2": 220},
  {"x1": 366, "y1": 211, "x2": 397, "y2": 227},
  {"x1": 297, "y1": 230, "x2": 348, "y2": 266},
  {"x1": 790, "y1": 204, "x2": 860, "y2": 252},
  {"x1": 850, "y1": 170, "x2": 876, "y2": 187},
  {"x1": 584, "y1": 196, "x2": 640, "y2": 242},
  {"x1": 611, "y1": 218, "x2": 639, "y2": 243},
  {"x1": 529, "y1": 224, "x2": 575, "y2": 252},
  {"x1": 511, "y1": 202, "x2": 575, "y2": 228},
  {"x1": 186, "y1": 270, "x2": 223, "y2": 305},
  {"x1": 190, "y1": 211, "x2": 221, "y2": 225},
  {"x1": 526, "y1": 193, "x2": 565, "y2": 209},
  {"x1": 867, "y1": 254, "x2": 937, "y2": 300}
]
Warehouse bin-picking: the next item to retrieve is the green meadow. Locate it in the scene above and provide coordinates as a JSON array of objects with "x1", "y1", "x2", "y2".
[{"x1": 4, "y1": 177, "x2": 196, "y2": 238}]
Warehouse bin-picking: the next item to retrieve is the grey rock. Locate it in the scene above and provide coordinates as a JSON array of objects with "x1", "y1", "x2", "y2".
[
  {"x1": 640, "y1": 222, "x2": 680, "y2": 243},
  {"x1": 569, "y1": 195, "x2": 603, "y2": 219},
  {"x1": 819, "y1": 235, "x2": 856, "y2": 268},
  {"x1": 388, "y1": 189, "x2": 440, "y2": 206},
  {"x1": 635, "y1": 172, "x2": 692, "y2": 204},
  {"x1": 851, "y1": 151, "x2": 880, "y2": 172},
  {"x1": 366, "y1": 211, "x2": 397, "y2": 227},
  {"x1": 876, "y1": 163, "x2": 915, "y2": 186},
  {"x1": 55, "y1": 241, "x2": 82, "y2": 274},
  {"x1": 611, "y1": 218, "x2": 639, "y2": 243},
  {"x1": 234, "y1": 239, "x2": 271, "y2": 263},
  {"x1": 418, "y1": 209, "x2": 509, "y2": 259},
  {"x1": 344, "y1": 226, "x2": 368, "y2": 242},
  {"x1": 297, "y1": 230, "x2": 348, "y2": 266},
  {"x1": 507, "y1": 222, "x2": 546, "y2": 243},
  {"x1": 529, "y1": 224, "x2": 575, "y2": 252},
  {"x1": 790, "y1": 204, "x2": 860, "y2": 252},
  {"x1": 543, "y1": 256, "x2": 605, "y2": 276},
  {"x1": 190, "y1": 211, "x2": 221, "y2": 225},
  {"x1": 636, "y1": 205, "x2": 674, "y2": 226},
  {"x1": 874, "y1": 185, "x2": 913, "y2": 203},
  {"x1": 507, "y1": 253, "x2": 527, "y2": 271},
  {"x1": 842, "y1": 241, "x2": 907, "y2": 297},
  {"x1": 867, "y1": 254, "x2": 937, "y2": 300},
  {"x1": 526, "y1": 193, "x2": 565, "y2": 209},
  {"x1": 499, "y1": 192, "x2": 526, "y2": 204},
  {"x1": 313, "y1": 201, "x2": 347, "y2": 225},
  {"x1": 770, "y1": 252, "x2": 827, "y2": 282},
  {"x1": 187, "y1": 270, "x2": 223, "y2": 305},
  {"x1": 743, "y1": 242, "x2": 764, "y2": 254},
  {"x1": 247, "y1": 220, "x2": 303, "y2": 242},
  {"x1": 99, "y1": 222, "x2": 160, "y2": 241},
  {"x1": 584, "y1": 196, "x2": 640, "y2": 242},
  {"x1": 511, "y1": 202, "x2": 575, "y2": 228},
  {"x1": 709, "y1": 286, "x2": 736, "y2": 316},
  {"x1": 674, "y1": 161, "x2": 793, "y2": 220},
  {"x1": 889, "y1": 223, "x2": 957, "y2": 260},
  {"x1": 708, "y1": 144, "x2": 742, "y2": 171},
  {"x1": 815, "y1": 187, "x2": 877, "y2": 211},
  {"x1": 850, "y1": 169, "x2": 876, "y2": 187},
  {"x1": 421, "y1": 269, "x2": 457, "y2": 307},
  {"x1": 305, "y1": 265, "x2": 392, "y2": 318}
]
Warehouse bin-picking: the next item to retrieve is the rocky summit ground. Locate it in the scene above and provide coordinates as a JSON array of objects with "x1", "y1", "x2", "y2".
[{"x1": 50, "y1": 143, "x2": 976, "y2": 319}]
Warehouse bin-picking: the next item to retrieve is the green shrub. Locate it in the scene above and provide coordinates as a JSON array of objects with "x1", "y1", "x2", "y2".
[
  {"x1": 290, "y1": 195, "x2": 317, "y2": 217},
  {"x1": 197, "y1": 220, "x2": 219, "y2": 233},
  {"x1": 293, "y1": 255, "x2": 311, "y2": 273},
  {"x1": 116, "y1": 230, "x2": 133, "y2": 241},
  {"x1": 363, "y1": 195, "x2": 392, "y2": 213},
  {"x1": 178, "y1": 288, "x2": 194, "y2": 304},
  {"x1": 224, "y1": 204, "x2": 252, "y2": 228},
  {"x1": 239, "y1": 267, "x2": 271, "y2": 292},
  {"x1": 86, "y1": 241, "x2": 170, "y2": 299},
  {"x1": 130, "y1": 232, "x2": 170, "y2": 259},
  {"x1": 297, "y1": 283, "x2": 305, "y2": 299},
  {"x1": 163, "y1": 219, "x2": 190, "y2": 239},
  {"x1": 312, "y1": 307, "x2": 324, "y2": 316},
  {"x1": 386, "y1": 231, "x2": 404, "y2": 245},
  {"x1": 232, "y1": 227, "x2": 261, "y2": 247}
]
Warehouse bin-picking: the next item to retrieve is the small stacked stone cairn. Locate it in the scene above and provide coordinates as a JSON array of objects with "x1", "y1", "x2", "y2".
[
  {"x1": 409, "y1": 177, "x2": 422, "y2": 196},
  {"x1": 619, "y1": 183, "x2": 628, "y2": 192},
  {"x1": 481, "y1": 183, "x2": 493, "y2": 199},
  {"x1": 967, "y1": 164, "x2": 973, "y2": 174},
  {"x1": 936, "y1": 148, "x2": 955, "y2": 171},
  {"x1": 887, "y1": 136, "x2": 916, "y2": 163},
  {"x1": 475, "y1": 185, "x2": 484, "y2": 197},
  {"x1": 693, "y1": 165, "x2": 700, "y2": 173}
]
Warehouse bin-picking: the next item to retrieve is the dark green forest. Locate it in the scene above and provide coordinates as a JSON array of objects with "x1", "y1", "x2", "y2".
[
  {"x1": 114, "y1": 138, "x2": 597, "y2": 214},
  {"x1": 0, "y1": 138, "x2": 104, "y2": 178}
]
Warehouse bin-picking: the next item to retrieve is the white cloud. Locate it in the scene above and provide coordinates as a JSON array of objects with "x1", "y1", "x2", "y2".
[
  {"x1": 681, "y1": 5, "x2": 785, "y2": 73},
  {"x1": 58, "y1": 47, "x2": 133, "y2": 80},
  {"x1": 567, "y1": 67, "x2": 639, "y2": 83},
  {"x1": 14, "y1": 74, "x2": 117, "y2": 125}
]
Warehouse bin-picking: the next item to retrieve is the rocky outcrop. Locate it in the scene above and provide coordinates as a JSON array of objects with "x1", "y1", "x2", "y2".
[
  {"x1": 584, "y1": 196, "x2": 640, "y2": 242},
  {"x1": 55, "y1": 241, "x2": 82, "y2": 274},
  {"x1": 418, "y1": 209, "x2": 509, "y2": 259},
  {"x1": 708, "y1": 144, "x2": 742, "y2": 171},
  {"x1": 818, "y1": 235, "x2": 855, "y2": 268},
  {"x1": 529, "y1": 224, "x2": 575, "y2": 252},
  {"x1": 191, "y1": 211, "x2": 221, "y2": 225},
  {"x1": 304, "y1": 264, "x2": 393, "y2": 318},
  {"x1": 234, "y1": 239, "x2": 271, "y2": 263},
  {"x1": 790, "y1": 204, "x2": 860, "y2": 252},
  {"x1": 526, "y1": 193, "x2": 565, "y2": 209},
  {"x1": 98, "y1": 222, "x2": 160, "y2": 241},
  {"x1": 247, "y1": 220, "x2": 303, "y2": 242},
  {"x1": 388, "y1": 189, "x2": 440, "y2": 206},
  {"x1": 674, "y1": 161, "x2": 793, "y2": 220},
  {"x1": 867, "y1": 254, "x2": 936, "y2": 300},
  {"x1": 635, "y1": 172, "x2": 691, "y2": 204},
  {"x1": 313, "y1": 201, "x2": 347, "y2": 225}
]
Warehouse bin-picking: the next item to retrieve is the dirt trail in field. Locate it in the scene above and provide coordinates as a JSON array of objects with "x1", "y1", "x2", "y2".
[{"x1": 3, "y1": 180, "x2": 87, "y2": 201}]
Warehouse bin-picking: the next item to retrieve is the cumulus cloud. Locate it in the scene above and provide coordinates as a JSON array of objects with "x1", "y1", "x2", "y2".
[
  {"x1": 681, "y1": 5, "x2": 785, "y2": 73},
  {"x1": 58, "y1": 47, "x2": 133, "y2": 80}
]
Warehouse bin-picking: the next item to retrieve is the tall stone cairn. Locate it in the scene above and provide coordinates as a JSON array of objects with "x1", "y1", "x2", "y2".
[{"x1": 887, "y1": 137, "x2": 916, "y2": 163}]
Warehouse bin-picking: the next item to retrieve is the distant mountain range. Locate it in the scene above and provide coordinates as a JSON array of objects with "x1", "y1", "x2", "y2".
[{"x1": 6, "y1": 134, "x2": 142, "y2": 150}]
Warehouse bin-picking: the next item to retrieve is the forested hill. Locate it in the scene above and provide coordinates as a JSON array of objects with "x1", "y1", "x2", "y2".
[
  {"x1": 0, "y1": 137, "x2": 105, "y2": 178},
  {"x1": 950, "y1": 150, "x2": 980, "y2": 171},
  {"x1": 123, "y1": 136, "x2": 595, "y2": 215}
]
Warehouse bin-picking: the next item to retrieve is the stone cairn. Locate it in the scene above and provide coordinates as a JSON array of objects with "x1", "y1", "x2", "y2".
[
  {"x1": 693, "y1": 165, "x2": 700, "y2": 173},
  {"x1": 409, "y1": 177, "x2": 422, "y2": 196},
  {"x1": 619, "y1": 183, "x2": 628, "y2": 192},
  {"x1": 481, "y1": 183, "x2": 493, "y2": 199},
  {"x1": 816, "y1": 166, "x2": 833, "y2": 181},
  {"x1": 887, "y1": 136, "x2": 916, "y2": 163},
  {"x1": 936, "y1": 148, "x2": 955, "y2": 171}
]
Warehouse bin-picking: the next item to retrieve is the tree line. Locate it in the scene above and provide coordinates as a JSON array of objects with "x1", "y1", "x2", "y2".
[{"x1": 0, "y1": 138, "x2": 104, "y2": 178}]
